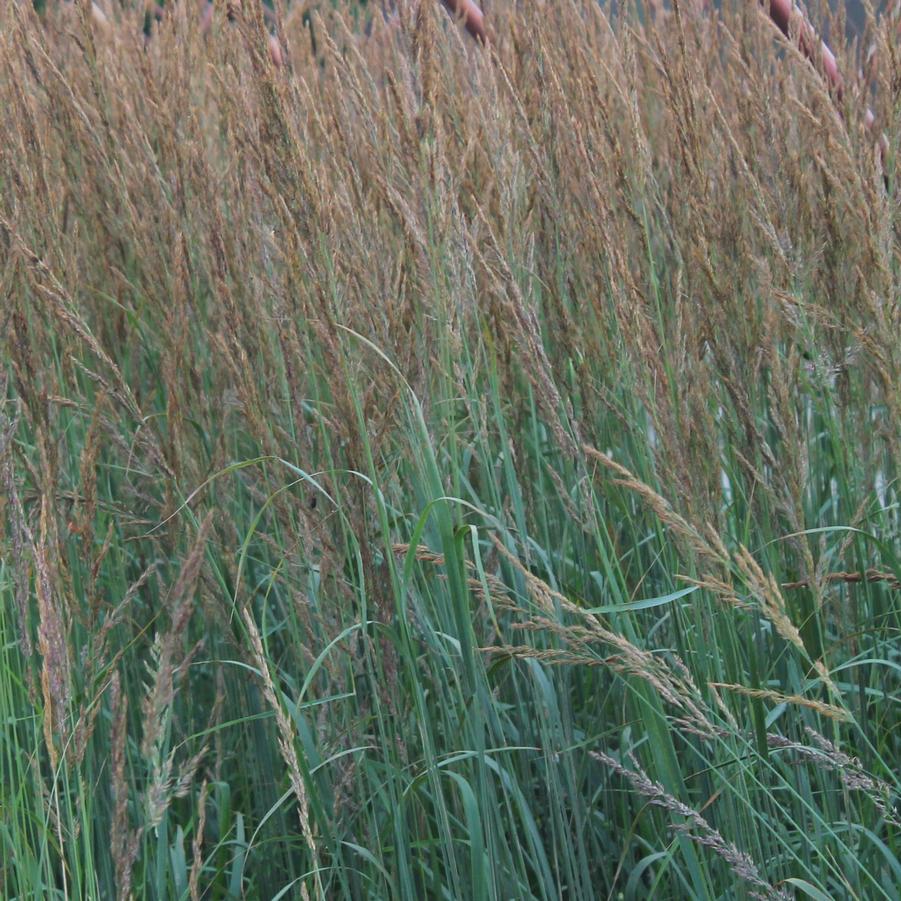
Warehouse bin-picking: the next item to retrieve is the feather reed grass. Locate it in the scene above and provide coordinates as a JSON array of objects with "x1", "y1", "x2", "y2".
[{"x1": 1, "y1": 0, "x2": 898, "y2": 897}]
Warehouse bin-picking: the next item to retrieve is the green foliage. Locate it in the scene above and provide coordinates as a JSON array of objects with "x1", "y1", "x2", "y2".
[{"x1": 1, "y1": 1, "x2": 899, "y2": 898}]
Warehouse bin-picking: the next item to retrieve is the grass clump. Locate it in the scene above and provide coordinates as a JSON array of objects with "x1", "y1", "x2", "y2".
[{"x1": 1, "y1": 0, "x2": 899, "y2": 898}]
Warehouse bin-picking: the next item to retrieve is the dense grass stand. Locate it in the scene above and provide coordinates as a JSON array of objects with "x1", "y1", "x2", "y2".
[{"x1": 1, "y1": 1, "x2": 898, "y2": 899}]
